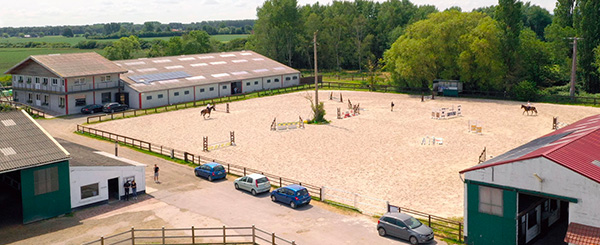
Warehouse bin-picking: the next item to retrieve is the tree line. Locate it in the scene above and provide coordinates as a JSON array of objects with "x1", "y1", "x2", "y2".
[
  {"x1": 0, "y1": 20, "x2": 254, "y2": 39},
  {"x1": 248, "y1": 0, "x2": 600, "y2": 97}
]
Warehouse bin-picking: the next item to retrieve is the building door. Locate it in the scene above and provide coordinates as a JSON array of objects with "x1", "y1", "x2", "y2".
[
  {"x1": 108, "y1": 178, "x2": 119, "y2": 201},
  {"x1": 230, "y1": 81, "x2": 242, "y2": 94},
  {"x1": 525, "y1": 205, "x2": 541, "y2": 243},
  {"x1": 115, "y1": 92, "x2": 129, "y2": 105},
  {"x1": 0, "y1": 171, "x2": 23, "y2": 227}
]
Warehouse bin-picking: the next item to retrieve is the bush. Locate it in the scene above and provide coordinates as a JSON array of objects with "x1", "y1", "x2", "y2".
[{"x1": 511, "y1": 80, "x2": 539, "y2": 101}]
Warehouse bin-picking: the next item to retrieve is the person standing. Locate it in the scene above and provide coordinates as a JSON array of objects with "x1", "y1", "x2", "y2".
[
  {"x1": 131, "y1": 180, "x2": 137, "y2": 200},
  {"x1": 123, "y1": 180, "x2": 130, "y2": 201},
  {"x1": 154, "y1": 164, "x2": 160, "y2": 183}
]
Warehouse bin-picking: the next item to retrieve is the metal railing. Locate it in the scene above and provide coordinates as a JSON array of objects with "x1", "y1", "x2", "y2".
[
  {"x1": 0, "y1": 99, "x2": 46, "y2": 117},
  {"x1": 82, "y1": 225, "x2": 296, "y2": 245},
  {"x1": 387, "y1": 204, "x2": 463, "y2": 242}
]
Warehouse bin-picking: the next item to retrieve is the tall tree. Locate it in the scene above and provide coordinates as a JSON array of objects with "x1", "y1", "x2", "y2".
[
  {"x1": 521, "y1": 3, "x2": 552, "y2": 40},
  {"x1": 554, "y1": 0, "x2": 576, "y2": 27},
  {"x1": 253, "y1": 0, "x2": 301, "y2": 66},
  {"x1": 104, "y1": 35, "x2": 141, "y2": 60},
  {"x1": 578, "y1": 0, "x2": 600, "y2": 93},
  {"x1": 61, "y1": 28, "x2": 74, "y2": 37},
  {"x1": 496, "y1": 0, "x2": 523, "y2": 84}
]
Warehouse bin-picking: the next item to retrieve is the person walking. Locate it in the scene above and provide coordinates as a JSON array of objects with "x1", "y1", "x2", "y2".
[
  {"x1": 123, "y1": 180, "x2": 131, "y2": 201},
  {"x1": 131, "y1": 180, "x2": 137, "y2": 200},
  {"x1": 154, "y1": 164, "x2": 160, "y2": 183}
]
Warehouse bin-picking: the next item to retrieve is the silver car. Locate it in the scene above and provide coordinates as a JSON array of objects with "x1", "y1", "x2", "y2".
[
  {"x1": 377, "y1": 212, "x2": 434, "y2": 244},
  {"x1": 233, "y1": 173, "x2": 271, "y2": 195}
]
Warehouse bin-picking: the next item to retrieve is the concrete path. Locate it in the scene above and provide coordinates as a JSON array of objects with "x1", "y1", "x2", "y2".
[{"x1": 7, "y1": 114, "x2": 446, "y2": 244}]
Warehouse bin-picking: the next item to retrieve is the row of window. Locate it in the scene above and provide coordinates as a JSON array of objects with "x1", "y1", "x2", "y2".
[{"x1": 14, "y1": 75, "x2": 63, "y2": 86}]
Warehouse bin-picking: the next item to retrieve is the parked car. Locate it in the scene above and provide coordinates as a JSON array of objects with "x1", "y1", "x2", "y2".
[
  {"x1": 233, "y1": 173, "x2": 271, "y2": 195},
  {"x1": 377, "y1": 212, "x2": 434, "y2": 245},
  {"x1": 194, "y1": 162, "x2": 226, "y2": 181},
  {"x1": 102, "y1": 102, "x2": 128, "y2": 113},
  {"x1": 270, "y1": 184, "x2": 311, "y2": 209},
  {"x1": 80, "y1": 104, "x2": 104, "y2": 114}
]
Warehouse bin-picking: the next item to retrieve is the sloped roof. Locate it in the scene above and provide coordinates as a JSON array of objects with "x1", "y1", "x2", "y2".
[
  {"x1": 114, "y1": 50, "x2": 300, "y2": 93},
  {"x1": 460, "y1": 114, "x2": 600, "y2": 184},
  {"x1": 56, "y1": 139, "x2": 136, "y2": 167},
  {"x1": 4, "y1": 52, "x2": 127, "y2": 78},
  {"x1": 564, "y1": 222, "x2": 600, "y2": 245},
  {"x1": 0, "y1": 110, "x2": 70, "y2": 173}
]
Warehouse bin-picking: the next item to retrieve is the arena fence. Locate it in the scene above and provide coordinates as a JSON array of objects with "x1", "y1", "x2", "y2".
[
  {"x1": 82, "y1": 225, "x2": 296, "y2": 245},
  {"x1": 387, "y1": 204, "x2": 463, "y2": 242}
]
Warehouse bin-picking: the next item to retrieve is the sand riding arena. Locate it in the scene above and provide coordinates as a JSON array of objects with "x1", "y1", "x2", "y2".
[{"x1": 92, "y1": 90, "x2": 600, "y2": 217}]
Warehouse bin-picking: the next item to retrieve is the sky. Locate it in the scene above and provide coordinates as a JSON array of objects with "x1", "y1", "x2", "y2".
[{"x1": 0, "y1": 0, "x2": 556, "y2": 28}]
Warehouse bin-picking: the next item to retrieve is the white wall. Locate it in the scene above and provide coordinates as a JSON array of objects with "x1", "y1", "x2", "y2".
[
  {"x1": 262, "y1": 76, "x2": 282, "y2": 90},
  {"x1": 67, "y1": 91, "x2": 94, "y2": 115},
  {"x1": 195, "y1": 84, "x2": 219, "y2": 100},
  {"x1": 69, "y1": 165, "x2": 145, "y2": 209},
  {"x1": 242, "y1": 78, "x2": 262, "y2": 93},
  {"x1": 140, "y1": 90, "x2": 170, "y2": 108},
  {"x1": 218, "y1": 82, "x2": 231, "y2": 97},
  {"x1": 168, "y1": 87, "x2": 194, "y2": 105},
  {"x1": 464, "y1": 157, "x2": 600, "y2": 227},
  {"x1": 123, "y1": 86, "x2": 140, "y2": 109},
  {"x1": 282, "y1": 73, "x2": 300, "y2": 87}
]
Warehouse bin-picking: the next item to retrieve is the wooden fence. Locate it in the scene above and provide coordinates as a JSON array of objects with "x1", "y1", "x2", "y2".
[
  {"x1": 388, "y1": 204, "x2": 463, "y2": 242},
  {"x1": 82, "y1": 225, "x2": 296, "y2": 245},
  {"x1": 76, "y1": 125, "x2": 323, "y2": 201},
  {"x1": 0, "y1": 99, "x2": 46, "y2": 117}
]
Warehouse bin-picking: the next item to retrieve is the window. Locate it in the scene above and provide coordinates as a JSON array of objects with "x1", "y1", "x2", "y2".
[
  {"x1": 101, "y1": 92, "x2": 111, "y2": 103},
  {"x1": 200, "y1": 88, "x2": 205, "y2": 93},
  {"x1": 158, "y1": 94, "x2": 163, "y2": 99},
  {"x1": 26, "y1": 77, "x2": 32, "y2": 83},
  {"x1": 81, "y1": 183, "x2": 99, "y2": 199},
  {"x1": 274, "y1": 78, "x2": 280, "y2": 82},
  {"x1": 52, "y1": 78, "x2": 58, "y2": 85},
  {"x1": 174, "y1": 92, "x2": 180, "y2": 96},
  {"x1": 527, "y1": 210, "x2": 537, "y2": 229},
  {"x1": 59, "y1": 97, "x2": 65, "y2": 107},
  {"x1": 184, "y1": 90, "x2": 190, "y2": 95},
  {"x1": 35, "y1": 77, "x2": 40, "y2": 83},
  {"x1": 61, "y1": 79, "x2": 65, "y2": 86},
  {"x1": 246, "y1": 82, "x2": 250, "y2": 86},
  {"x1": 100, "y1": 75, "x2": 111, "y2": 82},
  {"x1": 285, "y1": 77, "x2": 291, "y2": 81},
  {"x1": 34, "y1": 167, "x2": 59, "y2": 195},
  {"x1": 75, "y1": 98, "x2": 86, "y2": 106},
  {"x1": 209, "y1": 87, "x2": 214, "y2": 91},
  {"x1": 43, "y1": 78, "x2": 48, "y2": 84},
  {"x1": 74, "y1": 77, "x2": 86, "y2": 85},
  {"x1": 222, "y1": 85, "x2": 227, "y2": 89},
  {"x1": 267, "y1": 79, "x2": 271, "y2": 83},
  {"x1": 254, "y1": 81, "x2": 259, "y2": 85},
  {"x1": 35, "y1": 94, "x2": 40, "y2": 100},
  {"x1": 293, "y1": 76, "x2": 298, "y2": 79},
  {"x1": 13, "y1": 91, "x2": 17, "y2": 100},
  {"x1": 146, "y1": 96, "x2": 152, "y2": 100},
  {"x1": 479, "y1": 186, "x2": 503, "y2": 216}
]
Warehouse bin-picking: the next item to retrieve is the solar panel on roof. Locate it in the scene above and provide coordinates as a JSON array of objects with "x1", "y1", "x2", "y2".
[{"x1": 129, "y1": 71, "x2": 191, "y2": 84}]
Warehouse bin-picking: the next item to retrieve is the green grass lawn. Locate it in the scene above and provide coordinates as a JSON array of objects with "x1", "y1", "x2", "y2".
[{"x1": 0, "y1": 34, "x2": 249, "y2": 45}]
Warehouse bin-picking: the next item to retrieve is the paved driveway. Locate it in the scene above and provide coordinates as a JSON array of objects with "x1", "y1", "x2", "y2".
[{"x1": 23, "y1": 114, "x2": 445, "y2": 244}]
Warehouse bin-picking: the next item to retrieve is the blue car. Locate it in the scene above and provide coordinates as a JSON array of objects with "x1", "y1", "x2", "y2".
[
  {"x1": 270, "y1": 184, "x2": 311, "y2": 209},
  {"x1": 194, "y1": 162, "x2": 226, "y2": 181}
]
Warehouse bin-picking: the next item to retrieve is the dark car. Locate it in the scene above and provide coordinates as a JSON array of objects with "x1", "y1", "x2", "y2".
[
  {"x1": 270, "y1": 184, "x2": 311, "y2": 209},
  {"x1": 194, "y1": 162, "x2": 226, "y2": 181},
  {"x1": 377, "y1": 212, "x2": 434, "y2": 244},
  {"x1": 80, "y1": 104, "x2": 103, "y2": 114},
  {"x1": 102, "y1": 102, "x2": 128, "y2": 113}
]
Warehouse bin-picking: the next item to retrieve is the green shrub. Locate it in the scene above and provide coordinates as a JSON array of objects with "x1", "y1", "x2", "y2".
[{"x1": 511, "y1": 80, "x2": 539, "y2": 101}]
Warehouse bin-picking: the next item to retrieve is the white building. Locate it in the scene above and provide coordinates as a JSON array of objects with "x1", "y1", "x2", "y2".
[
  {"x1": 460, "y1": 114, "x2": 600, "y2": 245},
  {"x1": 5, "y1": 51, "x2": 301, "y2": 115},
  {"x1": 59, "y1": 139, "x2": 146, "y2": 209}
]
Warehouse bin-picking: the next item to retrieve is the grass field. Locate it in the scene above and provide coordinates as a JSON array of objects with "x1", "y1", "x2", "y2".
[{"x1": 0, "y1": 34, "x2": 249, "y2": 45}]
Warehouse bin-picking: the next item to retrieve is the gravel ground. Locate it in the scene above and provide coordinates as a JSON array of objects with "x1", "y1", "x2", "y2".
[{"x1": 92, "y1": 90, "x2": 600, "y2": 217}]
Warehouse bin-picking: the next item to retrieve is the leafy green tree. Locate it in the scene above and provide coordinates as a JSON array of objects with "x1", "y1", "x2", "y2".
[
  {"x1": 578, "y1": 0, "x2": 600, "y2": 93},
  {"x1": 182, "y1": 30, "x2": 212, "y2": 54},
  {"x1": 554, "y1": 0, "x2": 576, "y2": 27},
  {"x1": 62, "y1": 28, "x2": 74, "y2": 37},
  {"x1": 518, "y1": 28, "x2": 554, "y2": 86},
  {"x1": 104, "y1": 35, "x2": 141, "y2": 60},
  {"x1": 521, "y1": 3, "x2": 552, "y2": 39},
  {"x1": 496, "y1": 0, "x2": 523, "y2": 85},
  {"x1": 165, "y1": 36, "x2": 184, "y2": 56},
  {"x1": 253, "y1": 0, "x2": 301, "y2": 66}
]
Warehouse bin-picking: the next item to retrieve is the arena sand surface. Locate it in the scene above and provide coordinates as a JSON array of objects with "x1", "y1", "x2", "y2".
[{"x1": 93, "y1": 90, "x2": 600, "y2": 217}]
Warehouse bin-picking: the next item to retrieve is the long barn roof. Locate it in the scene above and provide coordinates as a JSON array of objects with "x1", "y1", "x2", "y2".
[
  {"x1": 460, "y1": 114, "x2": 600, "y2": 184},
  {"x1": 114, "y1": 50, "x2": 300, "y2": 93},
  {"x1": 0, "y1": 110, "x2": 70, "y2": 174}
]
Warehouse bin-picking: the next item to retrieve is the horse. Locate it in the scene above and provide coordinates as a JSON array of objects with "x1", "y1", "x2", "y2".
[
  {"x1": 521, "y1": 105, "x2": 537, "y2": 116},
  {"x1": 201, "y1": 105, "x2": 216, "y2": 119}
]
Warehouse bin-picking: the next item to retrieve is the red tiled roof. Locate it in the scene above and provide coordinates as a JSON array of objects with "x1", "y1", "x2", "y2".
[
  {"x1": 460, "y1": 114, "x2": 600, "y2": 184},
  {"x1": 564, "y1": 222, "x2": 600, "y2": 245}
]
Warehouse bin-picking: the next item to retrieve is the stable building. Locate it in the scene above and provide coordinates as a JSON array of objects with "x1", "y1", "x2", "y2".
[
  {"x1": 5, "y1": 51, "x2": 300, "y2": 115},
  {"x1": 0, "y1": 110, "x2": 71, "y2": 224},
  {"x1": 5, "y1": 52, "x2": 128, "y2": 115},
  {"x1": 460, "y1": 114, "x2": 600, "y2": 245},
  {"x1": 116, "y1": 50, "x2": 300, "y2": 109},
  {"x1": 59, "y1": 139, "x2": 146, "y2": 209}
]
